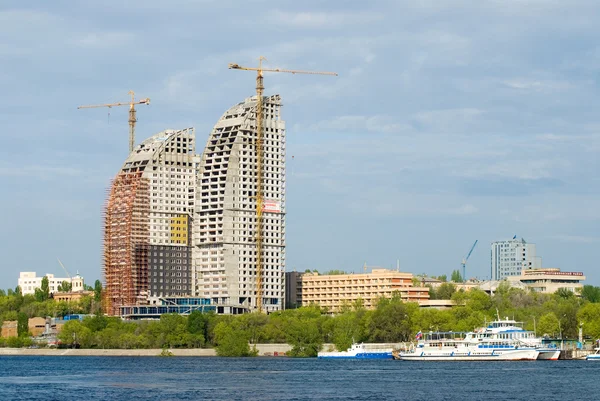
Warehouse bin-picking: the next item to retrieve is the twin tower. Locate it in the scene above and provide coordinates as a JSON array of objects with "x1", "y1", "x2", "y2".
[{"x1": 103, "y1": 95, "x2": 286, "y2": 316}]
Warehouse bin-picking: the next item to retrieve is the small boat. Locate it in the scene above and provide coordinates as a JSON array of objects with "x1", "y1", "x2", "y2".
[
  {"x1": 318, "y1": 343, "x2": 393, "y2": 359},
  {"x1": 586, "y1": 348, "x2": 600, "y2": 361}
]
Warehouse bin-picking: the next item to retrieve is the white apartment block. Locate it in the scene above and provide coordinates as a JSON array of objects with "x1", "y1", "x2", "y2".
[
  {"x1": 491, "y1": 237, "x2": 540, "y2": 280},
  {"x1": 18, "y1": 272, "x2": 84, "y2": 295},
  {"x1": 192, "y1": 95, "x2": 286, "y2": 312}
]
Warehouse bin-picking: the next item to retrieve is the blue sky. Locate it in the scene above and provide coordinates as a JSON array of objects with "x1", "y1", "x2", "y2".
[{"x1": 1, "y1": 0, "x2": 599, "y2": 288}]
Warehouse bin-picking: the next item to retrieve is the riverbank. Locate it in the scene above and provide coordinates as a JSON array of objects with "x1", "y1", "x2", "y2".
[{"x1": 0, "y1": 343, "x2": 293, "y2": 357}]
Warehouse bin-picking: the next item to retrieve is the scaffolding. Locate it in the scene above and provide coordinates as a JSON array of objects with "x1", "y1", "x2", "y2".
[{"x1": 102, "y1": 171, "x2": 150, "y2": 316}]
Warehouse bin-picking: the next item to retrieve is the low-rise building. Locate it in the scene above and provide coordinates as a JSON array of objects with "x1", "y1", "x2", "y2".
[
  {"x1": 507, "y1": 268, "x2": 585, "y2": 294},
  {"x1": 53, "y1": 291, "x2": 94, "y2": 302},
  {"x1": 18, "y1": 272, "x2": 85, "y2": 295},
  {"x1": 295, "y1": 269, "x2": 430, "y2": 312}
]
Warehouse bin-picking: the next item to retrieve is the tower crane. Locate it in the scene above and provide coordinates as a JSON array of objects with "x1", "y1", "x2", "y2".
[
  {"x1": 461, "y1": 240, "x2": 478, "y2": 283},
  {"x1": 78, "y1": 90, "x2": 150, "y2": 152},
  {"x1": 228, "y1": 57, "x2": 337, "y2": 312},
  {"x1": 57, "y1": 258, "x2": 72, "y2": 291}
]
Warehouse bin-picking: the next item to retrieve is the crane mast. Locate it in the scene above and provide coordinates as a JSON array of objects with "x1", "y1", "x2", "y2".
[
  {"x1": 78, "y1": 90, "x2": 150, "y2": 152},
  {"x1": 461, "y1": 240, "x2": 478, "y2": 282},
  {"x1": 229, "y1": 57, "x2": 337, "y2": 312}
]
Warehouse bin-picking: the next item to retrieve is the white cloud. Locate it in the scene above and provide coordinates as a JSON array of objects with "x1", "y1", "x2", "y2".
[
  {"x1": 0, "y1": 164, "x2": 83, "y2": 179},
  {"x1": 551, "y1": 235, "x2": 600, "y2": 244},
  {"x1": 73, "y1": 32, "x2": 136, "y2": 48},
  {"x1": 268, "y1": 10, "x2": 384, "y2": 29}
]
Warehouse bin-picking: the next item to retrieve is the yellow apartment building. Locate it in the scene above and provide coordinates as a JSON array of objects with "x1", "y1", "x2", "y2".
[{"x1": 297, "y1": 269, "x2": 430, "y2": 312}]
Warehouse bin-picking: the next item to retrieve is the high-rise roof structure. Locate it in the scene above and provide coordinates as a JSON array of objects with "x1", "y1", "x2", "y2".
[
  {"x1": 192, "y1": 95, "x2": 286, "y2": 313},
  {"x1": 103, "y1": 128, "x2": 199, "y2": 315},
  {"x1": 490, "y1": 237, "x2": 540, "y2": 281}
]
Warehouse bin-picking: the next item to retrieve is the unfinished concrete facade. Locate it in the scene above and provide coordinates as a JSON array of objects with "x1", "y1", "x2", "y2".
[
  {"x1": 192, "y1": 95, "x2": 286, "y2": 312},
  {"x1": 103, "y1": 128, "x2": 199, "y2": 315}
]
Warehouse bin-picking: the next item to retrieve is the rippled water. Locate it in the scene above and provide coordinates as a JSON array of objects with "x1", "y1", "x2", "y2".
[{"x1": 0, "y1": 356, "x2": 597, "y2": 400}]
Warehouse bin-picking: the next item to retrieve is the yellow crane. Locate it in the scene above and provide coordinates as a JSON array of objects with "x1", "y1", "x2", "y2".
[
  {"x1": 78, "y1": 90, "x2": 150, "y2": 152},
  {"x1": 228, "y1": 57, "x2": 337, "y2": 312}
]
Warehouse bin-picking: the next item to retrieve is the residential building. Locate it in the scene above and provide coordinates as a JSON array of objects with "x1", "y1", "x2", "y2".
[
  {"x1": 296, "y1": 269, "x2": 430, "y2": 312},
  {"x1": 192, "y1": 95, "x2": 286, "y2": 313},
  {"x1": 17, "y1": 272, "x2": 85, "y2": 295},
  {"x1": 103, "y1": 128, "x2": 199, "y2": 315},
  {"x1": 490, "y1": 237, "x2": 540, "y2": 280},
  {"x1": 507, "y1": 268, "x2": 585, "y2": 294}
]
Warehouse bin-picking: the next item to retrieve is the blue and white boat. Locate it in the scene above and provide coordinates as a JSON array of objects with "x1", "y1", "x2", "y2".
[
  {"x1": 397, "y1": 330, "x2": 539, "y2": 361},
  {"x1": 586, "y1": 348, "x2": 600, "y2": 361},
  {"x1": 483, "y1": 318, "x2": 560, "y2": 360},
  {"x1": 318, "y1": 343, "x2": 394, "y2": 359}
]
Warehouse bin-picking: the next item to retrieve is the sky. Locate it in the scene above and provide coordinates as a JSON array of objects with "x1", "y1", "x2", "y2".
[{"x1": 0, "y1": 0, "x2": 599, "y2": 289}]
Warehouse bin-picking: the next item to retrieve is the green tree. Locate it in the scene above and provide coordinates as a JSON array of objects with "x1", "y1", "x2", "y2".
[
  {"x1": 58, "y1": 320, "x2": 92, "y2": 347},
  {"x1": 437, "y1": 283, "x2": 457, "y2": 300},
  {"x1": 93, "y1": 280, "x2": 103, "y2": 303},
  {"x1": 580, "y1": 285, "x2": 600, "y2": 303},
  {"x1": 58, "y1": 281, "x2": 72, "y2": 292},
  {"x1": 213, "y1": 321, "x2": 255, "y2": 357},
  {"x1": 17, "y1": 312, "x2": 29, "y2": 337},
  {"x1": 538, "y1": 312, "x2": 560, "y2": 338},
  {"x1": 555, "y1": 288, "x2": 575, "y2": 300},
  {"x1": 451, "y1": 270, "x2": 463, "y2": 283},
  {"x1": 368, "y1": 295, "x2": 417, "y2": 342}
]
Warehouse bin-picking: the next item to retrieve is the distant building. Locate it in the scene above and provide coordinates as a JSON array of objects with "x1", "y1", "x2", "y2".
[
  {"x1": 284, "y1": 271, "x2": 303, "y2": 309},
  {"x1": 54, "y1": 291, "x2": 94, "y2": 302},
  {"x1": 17, "y1": 272, "x2": 85, "y2": 295},
  {"x1": 507, "y1": 268, "x2": 585, "y2": 294},
  {"x1": 491, "y1": 238, "x2": 540, "y2": 280},
  {"x1": 294, "y1": 269, "x2": 430, "y2": 312}
]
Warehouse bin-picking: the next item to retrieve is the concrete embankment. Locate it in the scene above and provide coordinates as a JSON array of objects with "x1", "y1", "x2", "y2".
[{"x1": 0, "y1": 344, "x2": 293, "y2": 357}]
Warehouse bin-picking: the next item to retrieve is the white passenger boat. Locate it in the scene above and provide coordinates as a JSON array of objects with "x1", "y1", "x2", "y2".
[
  {"x1": 482, "y1": 319, "x2": 561, "y2": 360},
  {"x1": 483, "y1": 318, "x2": 560, "y2": 360},
  {"x1": 318, "y1": 343, "x2": 394, "y2": 359},
  {"x1": 586, "y1": 348, "x2": 600, "y2": 361},
  {"x1": 398, "y1": 331, "x2": 539, "y2": 361}
]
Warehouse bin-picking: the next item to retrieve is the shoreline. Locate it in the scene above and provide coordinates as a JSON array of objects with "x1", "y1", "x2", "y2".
[{"x1": 0, "y1": 343, "x2": 294, "y2": 357}]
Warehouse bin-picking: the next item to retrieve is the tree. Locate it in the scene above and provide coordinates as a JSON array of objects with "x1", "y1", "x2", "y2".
[
  {"x1": 437, "y1": 283, "x2": 457, "y2": 300},
  {"x1": 538, "y1": 312, "x2": 560, "y2": 338},
  {"x1": 94, "y1": 280, "x2": 103, "y2": 302},
  {"x1": 555, "y1": 288, "x2": 575, "y2": 300},
  {"x1": 451, "y1": 270, "x2": 463, "y2": 283},
  {"x1": 580, "y1": 285, "x2": 600, "y2": 303},
  {"x1": 17, "y1": 312, "x2": 29, "y2": 337},
  {"x1": 58, "y1": 281, "x2": 72, "y2": 292},
  {"x1": 213, "y1": 321, "x2": 255, "y2": 357},
  {"x1": 59, "y1": 320, "x2": 92, "y2": 347}
]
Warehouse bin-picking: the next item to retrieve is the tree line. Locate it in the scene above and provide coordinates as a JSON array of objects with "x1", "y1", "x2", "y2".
[{"x1": 2, "y1": 283, "x2": 600, "y2": 356}]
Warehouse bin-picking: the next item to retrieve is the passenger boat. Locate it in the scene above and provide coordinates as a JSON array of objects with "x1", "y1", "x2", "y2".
[
  {"x1": 483, "y1": 318, "x2": 560, "y2": 360},
  {"x1": 397, "y1": 330, "x2": 539, "y2": 361},
  {"x1": 586, "y1": 348, "x2": 600, "y2": 361},
  {"x1": 317, "y1": 343, "x2": 394, "y2": 359}
]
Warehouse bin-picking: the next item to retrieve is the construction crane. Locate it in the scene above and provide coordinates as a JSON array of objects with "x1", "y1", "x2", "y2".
[
  {"x1": 78, "y1": 90, "x2": 150, "y2": 152},
  {"x1": 461, "y1": 240, "x2": 478, "y2": 283},
  {"x1": 228, "y1": 57, "x2": 337, "y2": 312},
  {"x1": 57, "y1": 258, "x2": 72, "y2": 291}
]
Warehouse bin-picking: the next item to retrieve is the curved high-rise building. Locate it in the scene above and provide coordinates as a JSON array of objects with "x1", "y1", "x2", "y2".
[
  {"x1": 103, "y1": 128, "x2": 198, "y2": 315},
  {"x1": 192, "y1": 95, "x2": 286, "y2": 312}
]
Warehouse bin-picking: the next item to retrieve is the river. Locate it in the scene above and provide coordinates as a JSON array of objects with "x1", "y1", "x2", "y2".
[{"x1": 0, "y1": 356, "x2": 596, "y2": 400}]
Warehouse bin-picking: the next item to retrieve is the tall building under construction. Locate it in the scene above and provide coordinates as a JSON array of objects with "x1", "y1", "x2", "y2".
[
  {"x1": 192, "y1": 95, "x2": 286, "y2": 312},
  {"x1": 103, "y1": 128, "x2": 199, "y2": 315}
]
